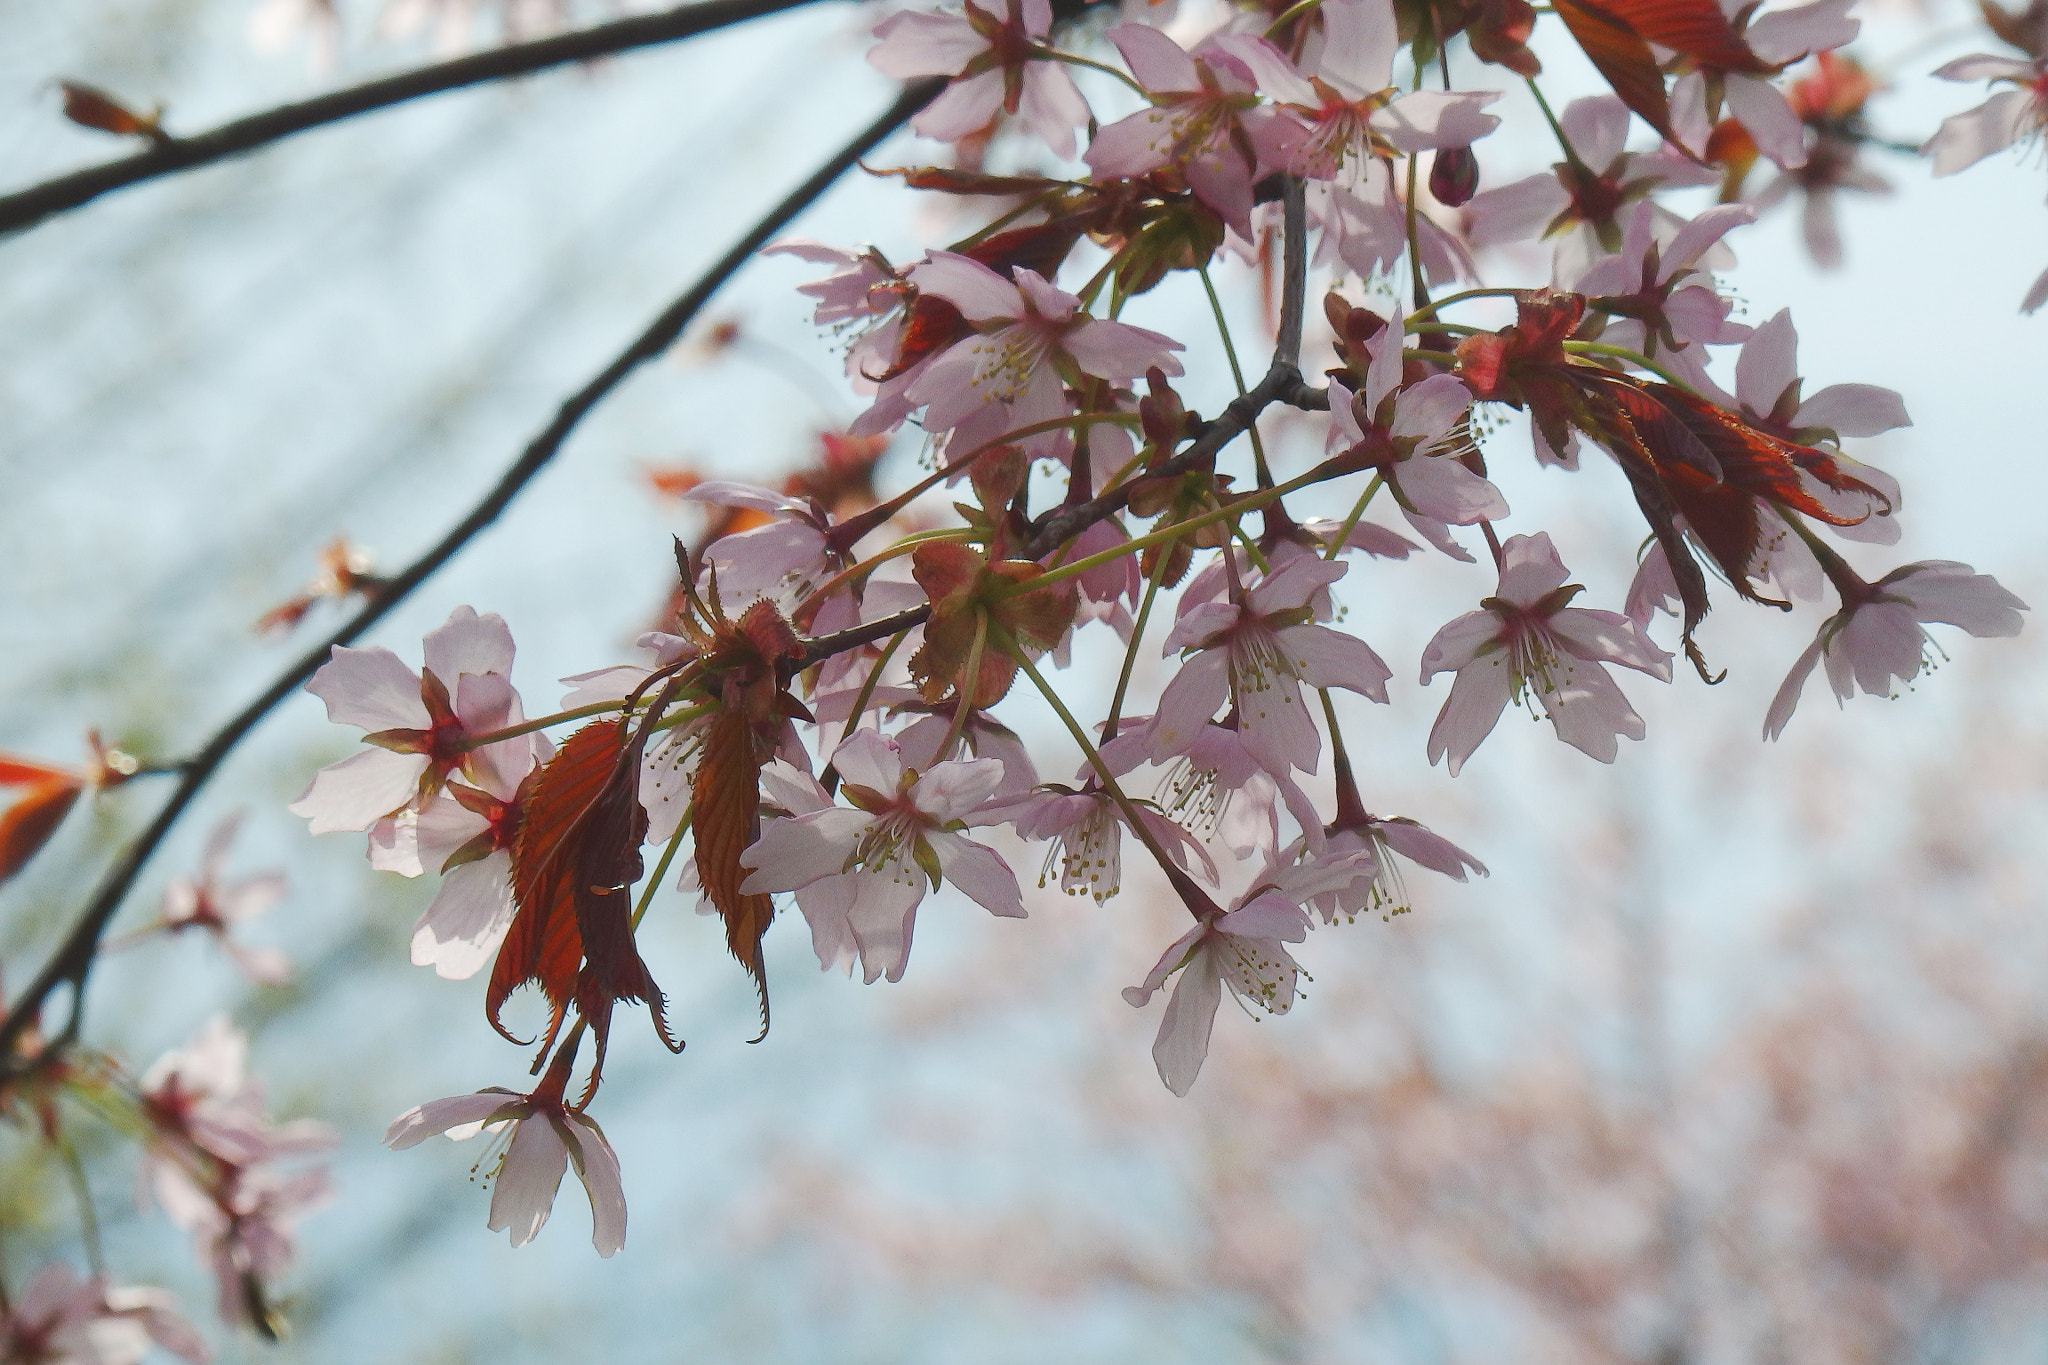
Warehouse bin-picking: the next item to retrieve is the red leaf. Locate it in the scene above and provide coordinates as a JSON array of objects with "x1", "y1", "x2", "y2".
[
  {"x1": 490, "y1": 720, "x2": 626, "y2": 1047},
  {"x1": 59, "y1": 82, "x2": 161, "y2": 140},
  {"x1": 1598, "y1": 0, "x2": 1772, "y2": 71},
  {"x1": 0, "y1": 756, "x2": 78, "y2": 787},
  {"x1": 0, "y1": 778, "x2": 84, "y2": 886},
  {"x1": 1550, "y1": 0, "x2": 1689, "y2": 150},
  {"x1": 690, "y1": 706, "x2": 775, "y2": 1038}
]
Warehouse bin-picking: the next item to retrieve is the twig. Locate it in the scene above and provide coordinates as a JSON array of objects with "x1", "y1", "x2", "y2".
[
  {"x1": 0, "y1": 0, "x2": 828, "y2": 235},
  {"x1": 0, "y1": 78, "x2": 944, "y2": 1076}
]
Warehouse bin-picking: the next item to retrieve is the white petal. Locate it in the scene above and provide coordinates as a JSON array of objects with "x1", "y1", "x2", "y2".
[{"x1": 488, "y1": 1116, "x2": 569, "y2": 1247}]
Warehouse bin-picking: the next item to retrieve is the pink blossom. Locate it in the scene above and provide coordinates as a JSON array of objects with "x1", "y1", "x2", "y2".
[
  {"x1": 868, "y1": 0, "x2": 1092, "y2": 158},
  {"x1": 140, "y1": 1021, "x2": 334, "y2": 1330},
  {"x1": 1324, "y1": 303, "x2": 1503, "y2": 539},
  {"x1": 1923, "y1": 54, "x2": 2048, "y2": 174},
  {"x1": 979, "y1": 779, "x2": 1215, "y2": 901},
  {"x1": 1294, "y1": 814, "x2": 1487, "y2": 922},
  {"x1": 1151, "y1": 555, "x2": 1392, "y2": 777},
  {"x1": 680, "y1": 481, "x2": 843, "y2": 610},
  {"x1": 905, "y1": 252, "x2": 1183, "y2": 459},
  {"x1": 739, "y1": 731, "x2": 1025, "y2": 984},
  {"x1": 385, "y1": 1085, "x2": 626, "y2": 1256},
  {"x1": 1103, "y1": 714, "x2": 1324, "y2": 859},
  {"x1": 1121, "y1": 873, "x2": 1315, "y2": 1095},
  {"x1": 1083, "y1": 26, "x2": 1271, "y2": 232},
  {"x1": 289, "y1": 606, "x2": 541, "y2": 836},
  {"x1": 1213, "y1": 0, "x2": 1500, "y2": 191},
  {"x1": 396, "y1": 759, "x2": 544, "y2": 981},
  {"x1": 1569, "y1": 202, "x2": 1755, "y2": 384},
  {"x1": 0, "y1": 1264, "x2": 207, "y2": 1365},
  {"x1": 150, "y1": 814, "x2": 290, "y2": 984},
  {"x1": 1764, "y1": 561, "x2": 2028, "y2": 738},
  {"x1": 1463, "y1": 96, "x2": 1718, "y2": 278},
  {"x1": 1671, "y1": 0, "x2": 1860, "y2": 170},
  {"x1": 1421, "y1": 532, "x2": 1673, "y2": 773}
]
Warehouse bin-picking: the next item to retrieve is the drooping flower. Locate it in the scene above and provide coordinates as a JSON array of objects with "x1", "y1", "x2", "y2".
[
  {"x1": 289, "y1": 607, "x2": 542, "y2": 836},
  {"x1": 1121, "y1": 874, "x2": 1316, "y2": 1096},
  {"x1": 739, "y1": 731, "x2": 1025, "y2": 984},
  {"x1": 980, "y1": 778, "x2": 1215, "y2": 901},
  {"x1": 385, "y1": 1053, "x2": 627, "y2": 1257},
  {"x1": 1420, "y1": 532, "x2": 1673, "y2": 773},
  {"x1": 1764, "y1": 561, "x2": 2028, "y2": 738},
  {"x1": 868, "y1": 0, "x2": 1093, "y2": 158},
  {"x1": 1150, "y1": 555, "x2": 1392, "y2": 777}
]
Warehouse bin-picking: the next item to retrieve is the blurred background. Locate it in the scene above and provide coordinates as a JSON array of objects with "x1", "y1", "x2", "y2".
[{"x1": 4, "y1": 0, "x2": 2048, "y2": 1360}]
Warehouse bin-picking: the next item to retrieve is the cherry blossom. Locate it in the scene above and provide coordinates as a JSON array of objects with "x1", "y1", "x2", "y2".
[
  {"x1": 1670, "y1": 0, "x2": 1860, "y2": 170},
  {"x1": 1569, "y1": 202, "x2": 1755, "y2": 384},
  {"x1": 981, "y1": 779, "x2": 1215, "y2": 901},
  {"x1": 739, "y1": 731, "x2": 1024, "y2": 984},
  {"x1": 1150, "y1": 555, "x2": 1392, "y2": 777},
  {"x1": 1121, "y1": 876, "x2": 1315, "y2": 1095},
  {"x1": 385, "y1": 1076, "x2": 626, "y2": 1256},
  {"x1": 1765, "y1": 561, "x2": 2028, "y2": 738},
  {"x1": 1083, "y1": 26, "x2": 1272, "y2": 233},
  {"x1": 900, "y1": 252, "x2": 1182, "y2": 459},
  {"x1": 1323, "y1": 302, "x2": 1503, "y2": 538},
  {"x1": 868, "y1": 0, "x2": 1092, "y2": 158},
  {"x1": 0, "y1": 1264, "x2": 206, "y2": 1365},
  {"x1": 1922, "y1": 54, "x2": 2048, "y2": 175},
  {"x1": 1463, "y1": 96, "x2": 1719, "y2": 279},
  {"x1": 145, "y1": 815, "x2": 290, "y2": 984},
  {"x1": 1421, "y1": 532, "x2": 1673, "y2": 773},
  {"x1": 1214, "y1": 0, "x2": 1501, "y2": 192},
  {"x1": 289, "y1": 607, "x2": 540, "y2": 836}
]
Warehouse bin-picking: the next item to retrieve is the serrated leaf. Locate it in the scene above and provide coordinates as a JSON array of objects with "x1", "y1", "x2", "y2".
[{"x1": 1551, "y1": 0, "x2": 1688, "y2": 150}]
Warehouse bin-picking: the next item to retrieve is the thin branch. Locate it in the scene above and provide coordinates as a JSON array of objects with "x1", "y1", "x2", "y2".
[
  {"x1": 1275, "y1": 174, "x2": 1308, "y2": 372},
  {"x1": 0, "y1": 0, "x2": 828, "y2": 235},
  {"x1": 0, "y1": 78, "x2": 944, "y2": 1076}
]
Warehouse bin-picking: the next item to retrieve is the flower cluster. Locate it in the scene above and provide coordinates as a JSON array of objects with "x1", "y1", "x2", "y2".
[{"x1": 229, "y1": 0, "x2": 2023, "y2": 1270}]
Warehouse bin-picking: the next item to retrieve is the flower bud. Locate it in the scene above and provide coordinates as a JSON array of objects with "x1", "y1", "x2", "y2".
[{"x1": 1429, "y1": 146, "x2": 1480, "y2": 208}]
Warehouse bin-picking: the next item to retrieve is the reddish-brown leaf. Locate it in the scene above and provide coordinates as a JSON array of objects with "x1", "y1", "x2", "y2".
[
  {"x1": 691, "y1": 706, "x2": 775, "y2": 1037},
  {"x1": 1598, "y1": 0, "x2": 1771, "y2": 70},
  {"x1": 59, "y1": 82, "x2": 160, "y2": 140},
  {"x1": 0, "y1": 756, "x2": 78, "y2": 787},
  {"x1": 1551, "y1": 0, "x2": 1688, "y2": 149},
  {"x1": 489, "y1": 719, "x2": 625, "y2": 1046},
  {"x1": 0, "y1": 778, "x2": 83, "y2": 886}
]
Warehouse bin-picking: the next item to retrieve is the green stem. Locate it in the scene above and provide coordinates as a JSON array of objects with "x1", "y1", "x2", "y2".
[
  {"x1": 1322, "y1": 472, "x2": 1386, "y2": 560},
  {"x1": 632, "y1": 810, "x2": 693, "y2": 930},
  {"x1": 1407, "y1": 286, "x2": 1527, "y2": 322},
  {"x1": 1038, "y1": 48, "x2": 1149, "y2": 96},
  {"x1": 997, "y1": 464, "x2": 1334, "y2": 598},
  {"x1": 822, "y1": 627, "x2": 911, "y2": 796},
  {"x1": 1105, "y1": 547, "x2": 1173, "y2": 739},
  {"x1": 458, "y1": 698, "x2": 627, "y2": 750},
  {"x1": 1405, "y1": 151, "x2": 1430, "y2": 310},
  {"x1": 998, "y1": 626, "x2": 1206, "y2": 912},
  {"x1": 1561, "y1": 340, "x2": 1695, "y2": 390},
  {"x1": 1200, "y1": 265, "x2": 1273, "y2": 487},
  {"x1": 1525, "y1": 77, "x2": 1589, "y2": 174},
  {"x1": 1262, "y1": 0, "x2": 1323, "y2": 36}
]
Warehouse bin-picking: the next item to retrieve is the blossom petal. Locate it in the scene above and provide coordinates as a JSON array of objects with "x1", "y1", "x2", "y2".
[
  {"x1": 288, "y1": 749, "x2": 428, "y2": 834},
  {"x1": 564, "y1": 1114, "x2": 628, "y2": 1257},
  {"x1": 306, "y1": 645, "x2": 427, "y2": 732},
  {"x1": 384, "y1": 1091, "x2": 523, "y2": 1148},
  {"x1": 488, "y1": 1116, "x2": 569, "y2": 1248},
  {"x1": 1151, "y1": 946, "x2": 1223, "y2": 1096},
  {"x1": 410, "y1": 855, "x2": 515, "y2": 980},
  {"x1": 422, "y1": 605, "x2": 515, "y2": 684},
  {"x1": 928, "y1": 830, "x2": 1026, "y2": 917}
]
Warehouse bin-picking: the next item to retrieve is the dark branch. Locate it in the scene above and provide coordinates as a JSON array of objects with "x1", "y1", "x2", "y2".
[
  {"x1": 0, "y1": 78, "x2": 944, "y2": 1075},
  {"x1": 0, "y1": 0, "x2": 829, "y2": 236}
]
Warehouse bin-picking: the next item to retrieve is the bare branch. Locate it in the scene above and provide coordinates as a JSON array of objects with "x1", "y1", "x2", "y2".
[
  {"x1": 0, "y1": 0, "x2": 831, "y2": 236},
  {"x1": 0, "y1": 78, "x2": 945, "y2": 1075}
]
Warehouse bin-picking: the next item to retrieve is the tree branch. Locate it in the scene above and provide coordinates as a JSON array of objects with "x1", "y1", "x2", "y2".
[
  {"x1": 0, "y1": 0, "x2": 830, "y2": 236},
  {"x1": 0, "y1": 78, "x2": 944, "y2": 1076}
]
